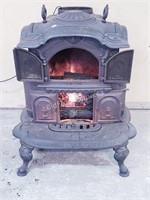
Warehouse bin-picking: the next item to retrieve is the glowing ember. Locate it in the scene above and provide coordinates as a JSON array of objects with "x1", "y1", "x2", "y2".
[
  {"x1": 59, "y1": 92, "x2": 87, "y2": 107},
  {"x1": 68, "y1": 93, "x2": 78, "y2": 102}
]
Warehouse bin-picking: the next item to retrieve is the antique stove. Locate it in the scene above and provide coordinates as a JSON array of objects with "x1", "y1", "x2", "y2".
[{"x1": 13, "y1": 5, "x2": 136, "y2": 177}]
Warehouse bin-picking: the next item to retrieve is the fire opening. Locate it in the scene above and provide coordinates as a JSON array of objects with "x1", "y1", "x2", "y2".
[
  {"x1": 49, "y1": 48, "x2": 99, "y2": 79},
  {"x1": 59, "y1": 92, "x2": 93, "y2": 121}
]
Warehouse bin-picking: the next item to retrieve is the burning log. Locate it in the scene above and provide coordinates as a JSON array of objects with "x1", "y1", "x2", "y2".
[
  {"x1": 60, "y1": 108, "x2": 92, "y2": 120},
  {"x1": 63, "y1": 72, "x2": 97, "y2": 79}
]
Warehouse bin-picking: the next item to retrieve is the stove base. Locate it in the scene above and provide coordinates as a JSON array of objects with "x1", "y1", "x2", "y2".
[
  {"x1": 13, "y1": 109, "x2": 136, "y2": 177},
  {"x1": 17, "y1": 142, "x2": 131, "y2": 177}
]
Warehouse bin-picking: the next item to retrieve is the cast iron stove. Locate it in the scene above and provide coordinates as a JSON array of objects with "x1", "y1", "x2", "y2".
[{"x1": 13, "y1": 5, "x2": 136, "y2": 177}]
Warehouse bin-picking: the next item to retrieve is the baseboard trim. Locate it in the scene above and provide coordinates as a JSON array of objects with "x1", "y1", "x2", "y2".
[{"x1": 126, "y1": 102, "x2": 150, "y2": 110}]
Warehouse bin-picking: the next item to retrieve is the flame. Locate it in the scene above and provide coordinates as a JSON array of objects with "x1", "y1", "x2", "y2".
[
  {"x1": 49, "y1": 48, "x2": 99, "y2": 78},
  {"x1": 68, "y1": 93, "x2": 78, "y2": 102},
  {"x1": 70, "y1": 64, "x2": 75, "y2": 73},
  {"x1": 59, "y1": 92, "x2": 87, "y2": 108}
]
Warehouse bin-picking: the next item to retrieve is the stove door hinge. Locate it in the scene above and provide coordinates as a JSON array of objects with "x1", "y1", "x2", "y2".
[{"x1": 43, "y1": 60, "x2": 49, "y2": 82}]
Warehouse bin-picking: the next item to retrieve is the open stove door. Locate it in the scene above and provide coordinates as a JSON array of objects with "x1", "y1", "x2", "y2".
[
  {"x1": 104, "y1": 50, "x2": 134, "y2": 83},
  {"x1": 13, "y1": 48, "x2": 44, "y2": 82}
]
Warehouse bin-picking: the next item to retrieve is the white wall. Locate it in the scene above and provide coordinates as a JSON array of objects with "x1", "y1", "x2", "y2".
[{"x1": 0, "y1": 0, "x2": 149, "y2": 108}]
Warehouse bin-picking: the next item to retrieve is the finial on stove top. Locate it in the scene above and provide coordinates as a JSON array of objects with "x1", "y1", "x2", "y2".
[
  {"x1": 102, "y1": 4, "x2": 109, "y2": 23},
  {"x1": 41, "y1": 4, "x2": 47, "y2": 23}
]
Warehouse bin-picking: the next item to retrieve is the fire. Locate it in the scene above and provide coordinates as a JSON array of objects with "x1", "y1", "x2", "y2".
[
  {"x1": 59, "y1": 92, "x2": 87, "y2": 107},
  {"x1": 70, "y1": 64, "x2": 75, "y2": 73},
  {"x1": 49, "y1": 48, "x2": 99, "y2": 79},
  {"x1": 68, "y1": 93, "x2": 78, "y2": 102}
]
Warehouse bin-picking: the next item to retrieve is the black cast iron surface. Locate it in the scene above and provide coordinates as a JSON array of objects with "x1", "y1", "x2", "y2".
[
  {"x1": 17, "y1": 6, "x2": 129, "y2": 49},
  {"x1": 12, "y1": 5, "x2": 137, "y2": 177}
]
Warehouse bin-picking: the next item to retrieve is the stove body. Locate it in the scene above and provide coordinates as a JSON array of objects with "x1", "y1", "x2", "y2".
[{"x1": 13, "y1": 6, "x2": 136, "y2": 177}]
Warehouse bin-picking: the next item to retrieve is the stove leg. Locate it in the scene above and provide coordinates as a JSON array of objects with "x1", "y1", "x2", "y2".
[
  {"x1": 17, "y1": 143, "x2": 34, "y2": 176},
  {"x1": 113, "y1": 145, "x2": 129, "y2": 177}
]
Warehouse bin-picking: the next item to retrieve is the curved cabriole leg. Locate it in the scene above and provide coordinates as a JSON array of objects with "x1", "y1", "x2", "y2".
[
  {"x1": 17, "y1": 143, "x2": 34, "y2": 176},
  {"x1": 113, "y1": 145, "x2": 129, "y2": 177}
]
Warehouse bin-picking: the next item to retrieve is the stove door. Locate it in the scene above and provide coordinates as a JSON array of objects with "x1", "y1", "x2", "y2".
[
  {"x1": 93, "y1": 91, "x2": 125, "y2": 122},
  {"x1": 33, "y1": 94, "x2": 60, "y2": 122},
  {"x1": 13, "y1": 48, "x2": 44, "y2": 82},
  {"x1": 104, "y1": 50, "x2": 134, "y2": 83}
]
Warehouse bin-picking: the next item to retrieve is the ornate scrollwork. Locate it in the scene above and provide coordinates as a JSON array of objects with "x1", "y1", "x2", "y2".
[{"x1": 63, "y1": 36, "x2": 84, "y2": 44}]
